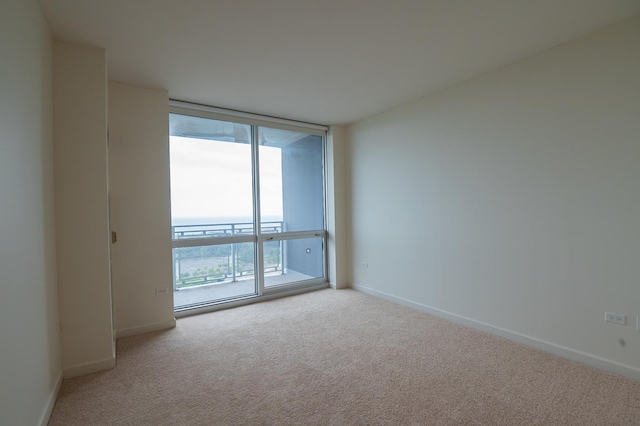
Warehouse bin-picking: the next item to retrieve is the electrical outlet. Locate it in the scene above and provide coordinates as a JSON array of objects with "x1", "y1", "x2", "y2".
[
  {"x1": 155, "y1": 288, "x2": 169, "y2": 295},
  {"x1": 605, "y1": 312, "x2": 626, "y2": 325},
  {"x1": 362, "y1": 261, "x2": 368, "y2": 269}
]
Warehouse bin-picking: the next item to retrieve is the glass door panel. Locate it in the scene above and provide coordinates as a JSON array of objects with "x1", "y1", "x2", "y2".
[
  {"x1": 258, "y1": 127, "x2": 324, "y2": 233},
  {"x1": 170, "y1": 114, "x2": 253, "y2": 223},
  {"x1": 170, "y1": 113, "x2": 256, "y2": 309}
]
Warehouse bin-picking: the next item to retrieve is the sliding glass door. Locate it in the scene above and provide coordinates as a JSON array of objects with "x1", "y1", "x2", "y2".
[
  {"x1": 258, "y1": 127, "x2": 325, "y2": 287},
  {"x1": 169, "y1": 107, "x2": 326, "y2": 311}
]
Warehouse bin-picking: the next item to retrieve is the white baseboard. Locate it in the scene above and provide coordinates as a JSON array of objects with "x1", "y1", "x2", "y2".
[
  {"x1": 352, "y1": 284, "x2": 640, "y2": 382},
  {"x1": 115, "y1": 318, "x2": 177, "y2": 339},
  {"x1": 329, "y1": 281, "x2": 348, "y2": 290},
  {"x1": 63, "y1": 356, "x2": 116, "y2": 379},
  {"x1": 38, "y1": 369, "x2": 62, "y2": 426}
]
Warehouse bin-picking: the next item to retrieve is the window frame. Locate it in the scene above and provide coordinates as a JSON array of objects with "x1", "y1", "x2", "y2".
[{"x1": 169, "y1": 100, "x2": 329, "y2": 315}]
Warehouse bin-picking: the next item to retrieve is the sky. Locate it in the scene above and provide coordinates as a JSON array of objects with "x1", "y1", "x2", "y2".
[{"x1": 169, "y1": 136, "x2": 283, "y2": 220}]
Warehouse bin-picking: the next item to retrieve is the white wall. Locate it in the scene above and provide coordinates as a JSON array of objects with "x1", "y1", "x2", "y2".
[
  {"x1": 108, "y1": 82, "x2": 175, "y2": 337},
  {"x1": 0, "y1": 1, "x2": 61, "y2": 424},
  {"x1": 53, "y1": 42, "x2": 115, "y2": 377},
  {"x1": 347, "y1": 16, "x2": 640, "y2": 375},
  {"x1": 327, "y1": 125, "x2": 349, "y2": 289}
]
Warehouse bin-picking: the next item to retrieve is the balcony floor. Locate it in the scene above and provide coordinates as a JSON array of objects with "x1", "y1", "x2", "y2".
[{"x1": 174, "y1": 270, "x2": 315, "y2": 308}]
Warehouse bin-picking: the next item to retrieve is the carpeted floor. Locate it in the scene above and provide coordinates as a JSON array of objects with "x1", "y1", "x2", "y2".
[{"x1": 49, "y1": 289, "x2": 640, "y2": 425}]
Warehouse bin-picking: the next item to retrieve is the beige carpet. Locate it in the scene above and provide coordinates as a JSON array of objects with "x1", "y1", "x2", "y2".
[{"x1": 50, "y1": 289, "x2": 640, "y2": 425}]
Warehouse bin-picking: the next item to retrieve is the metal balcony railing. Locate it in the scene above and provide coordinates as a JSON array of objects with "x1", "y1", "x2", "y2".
[{"x1": 171, "y1": 221, "x2": 284, "y2": 290}]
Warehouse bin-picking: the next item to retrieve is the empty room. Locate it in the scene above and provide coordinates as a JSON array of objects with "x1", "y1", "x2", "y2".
[{"x1": 1, "y1": 0, "x2": 640, "y2": 425}]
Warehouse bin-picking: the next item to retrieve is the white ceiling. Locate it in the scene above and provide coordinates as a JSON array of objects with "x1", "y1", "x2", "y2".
[{"x1": 39, "y1": 0, "x2": 640, "y2": 125}]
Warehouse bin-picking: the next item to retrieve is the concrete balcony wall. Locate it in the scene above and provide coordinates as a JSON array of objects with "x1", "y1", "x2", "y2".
[{"x1": 281, "y1": 135, "x2": 324, "y2": 278}]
